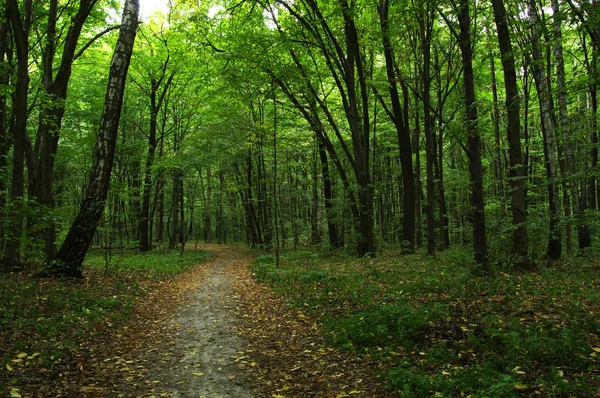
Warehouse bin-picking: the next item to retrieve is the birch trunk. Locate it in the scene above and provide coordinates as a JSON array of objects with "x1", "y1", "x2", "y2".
[{"x1": 51, "y1": 0, "x2": 139, "y2": 276}]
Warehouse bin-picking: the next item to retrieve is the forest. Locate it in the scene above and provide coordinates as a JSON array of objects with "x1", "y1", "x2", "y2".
[
  {"x1": 0, "y1": 0, "x2": 599, "y2": 272},
  {"x1": 1, "y1": 0, "x2": 600, "y2": 396}
]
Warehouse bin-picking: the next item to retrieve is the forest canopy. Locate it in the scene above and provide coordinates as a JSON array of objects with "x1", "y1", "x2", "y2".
[{"x1": 0, "y1": 0, "x2": 599, "y2": 274}]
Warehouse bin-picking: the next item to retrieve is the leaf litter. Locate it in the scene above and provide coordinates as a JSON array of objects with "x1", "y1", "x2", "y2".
[{"x1": 2, "y1": 245, "x2": 394, "y2": 397}]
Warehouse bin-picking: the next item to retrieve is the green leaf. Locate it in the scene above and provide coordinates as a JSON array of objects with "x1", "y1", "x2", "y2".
[{"x1": 9, "y1": 388, "x2": 22, "y2": 398}]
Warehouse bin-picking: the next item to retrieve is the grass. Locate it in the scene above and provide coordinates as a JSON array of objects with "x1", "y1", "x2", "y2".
[
  {"x1": 0, "y1": 248, "x2": 212, "y2": 393},
  {"x1": 250, "y1": 248, "x2": 600, "y2": 397}
]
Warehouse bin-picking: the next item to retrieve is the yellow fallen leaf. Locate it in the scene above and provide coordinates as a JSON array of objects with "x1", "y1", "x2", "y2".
[
  {"x1": 592, "y1": 347, "x2": 600, "y2": 352},
  {"x1": 6, "y1": 364, "x2": 13, "y2": 371},
  {"x1": 514, "y1": 383, "x2": 528, "y2": 389},
  {"x1": 17, "y1": 353, "x2": 27, "y2": 359},
  {"x1": 336, "y1": 394, "x2": 350, "y2": 398},
  {"x1": 192, "y1": 372, "x2": 204, "y2": 377},
  {"x1": 349, "y1": 391, "x2": 361, "y2": 395}
]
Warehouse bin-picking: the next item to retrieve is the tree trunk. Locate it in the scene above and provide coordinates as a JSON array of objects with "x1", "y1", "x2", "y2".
[
  {"x1": 491, "y1": 0, "x2": 529, "y2": 264},
  {"x1": 310, "y1": 141, "x2": 320, "y2": 245},
  {"x1": 318, "y1": 142, "x2": 340, "y2": 248},
  {"x1": 204, "y1": 166, "x2": 212, "y2": 243},
  {"x1": 416, "y1": 7, "x2": 436, "y2": 256},
  {"x1": 36, "y1": 0, "x2": 99, "y2": 263},
  {"x1": 489, "y1": 48, "x2": 505, "y2": 200},
  {"x1": 378, "y1": 0, "x2": 416, "y2": 252},
  {"x1": 458, "y1": 0, "x2": 489, "y2": 271},
  {"x1": 216, "y1": 168, "x2": 225, "y2": 244},
  {"x1": 3, "y1": 0, "x2": 31, "y2": 271},
  {"x1": 413, "y1": 91, "x2": 423, "y2": 249},
  {"x1": 0, "y1": 10, "x2": 12, "y2": 260},
  {"x1": 51, "y1": 0, "x2": 139, "y2": 276},
  {"x1": 552, "y1": 0, "x2": 586, "y2": 252},
  {"x1": 529, "y1": 0, "x2": 562, "y2": 260}
]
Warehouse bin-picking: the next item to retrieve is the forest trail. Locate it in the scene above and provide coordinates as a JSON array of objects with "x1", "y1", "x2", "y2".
[
  {"x1": 130, "y1": 245, "x2": 257, "y2": 397},
  {"x1": 60, "y1": 245, "x2": 391, "y2": 397}
]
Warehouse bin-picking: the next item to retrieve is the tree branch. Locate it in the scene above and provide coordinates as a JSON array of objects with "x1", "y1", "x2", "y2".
[{"x1": 74, "y1": 24, "x2": 121, "y2": 60}]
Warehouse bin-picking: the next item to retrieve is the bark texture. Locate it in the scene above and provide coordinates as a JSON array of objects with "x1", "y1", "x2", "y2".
[
  {"x1": 52, "y1": 0, "x2": 139, "y2": 276},
  {"x1": 458, "y1": 0, "x2": 489, "y2": 270},
  {"x1": 491, "y1": 0, "x2": 529, "y2": 264}
]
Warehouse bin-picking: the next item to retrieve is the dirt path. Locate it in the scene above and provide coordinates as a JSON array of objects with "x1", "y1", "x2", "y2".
[
  {"x1": 58, "y1": 245, "x2": 391, "y2": 397},
  {"x1": 134, "y1": 246, "x2": 256, "y2": 397}
]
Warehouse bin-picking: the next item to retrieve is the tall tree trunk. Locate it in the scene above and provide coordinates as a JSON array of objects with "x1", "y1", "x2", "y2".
[
  {"x1": 204, "y1": 166, "x2": 212, "y2": 243},
  {"x1": 529, "y1": 0, "x2": 562, "y2": 260},
  {"x1": 319, "y1": 142, "x2": 340, "y2": 248},
  {"x1": 458, "y1": 0, "x2": 489, "y2": 270},
  {"x1": 139, "y1": 65, "x2": 174, "y2": 252},
  {"x1": 552, "y1": 0, "x2": 586, "y2": 252},
  {"x1": 51, "y1": 0, "x2": 139, "y2": 276},
  {"x1": 273, "y1": 86, "x2": 280, "y2": 266},
  {"x1": 36, "y1": 0, "x2": 100, "y2": 263},
  {"x1": 417, "y1": 7, "x2": 436, "y2": 256},
  {"x1": 216, "y1": 168, "x2": 225, "y2": 244},
  {"x1": 413, "y1": 91, "x2": 423, "y2": 249},
  {"x1": 491, "y1": 0, "x2": 529, "y2": 264},
  {"x1": 139, "y1": 121, "x2": 156, "y2": 252},
  {"x1": 0, "y1": 9, "x2": 12, "y2": 258},
  {"x1": 490, "y1": 48, "x2": 505, "y2": 200},
  {"x1": 169, "y1": 169, "x2": 182, "y2": 250},
  {"x1": 378, "y1": 0, "x2": 416, "y2": 252},
  {"x1": 3, "y1": 0, "x2": 31, "y2": 271},
  {"x1": 310, "y1": 140, "x2": 320, "y2": 245}
]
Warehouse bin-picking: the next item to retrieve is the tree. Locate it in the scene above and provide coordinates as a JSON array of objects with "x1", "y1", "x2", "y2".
[
  {"x1": 528, "y1": 0, "x2": 562, "y2": 260},
  {"x1": 456, "y1": 0, "x2": 489, "y2": 270},
  {"x1": 377, "y1": 0, "x2": 416, "y2": 252},
  {"x1": 51, "y1": 0, "x2": 139, "y2": 276},
  {"x1": 491, "y1": 0, "x2": 529, "y2": 264}
]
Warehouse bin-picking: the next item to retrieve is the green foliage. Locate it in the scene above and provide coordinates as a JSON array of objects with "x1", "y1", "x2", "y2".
[
  {"x1": 84, "y1": 249, "x2": 213, "y2": 278},
  {"x1": 250, "y1": 248, "x2": 600, "y2": 395}
]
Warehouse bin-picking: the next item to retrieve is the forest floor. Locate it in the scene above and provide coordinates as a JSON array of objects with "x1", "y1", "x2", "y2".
[{"x1": 1, "y1": 245, "x2": 391, "y2": 397}]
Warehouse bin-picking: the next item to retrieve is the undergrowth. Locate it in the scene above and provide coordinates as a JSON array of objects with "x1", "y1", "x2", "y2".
[
  {"x1": 250, "y1": 249, "x2": 600, "y2": 397},
  {"x1": 0, "y1": 249, "x2": 212, "y2": 393}
]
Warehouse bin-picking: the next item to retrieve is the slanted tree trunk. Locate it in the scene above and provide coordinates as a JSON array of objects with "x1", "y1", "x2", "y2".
[
  {"x1": 35, "y1": 0, "x2": 105, "y2": 263},
  {"x1": 269, "y1": 74, "x2": 357, "y2": 249},
  {"x1": 51, "y1": 0, "x2": 139, "y2": 276},
  {"x1": 273, "y1": 0, "x2": 375, "y2": 256},
  {"x1": 529, "y1": 0, "x2": 562, "y2": 260},
  {"x1": 491, "y1": 0, "x2": 529, "y2": 264},
  {"x1": 458, "y1": 0, "x2": 489, "y2": 271}
]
